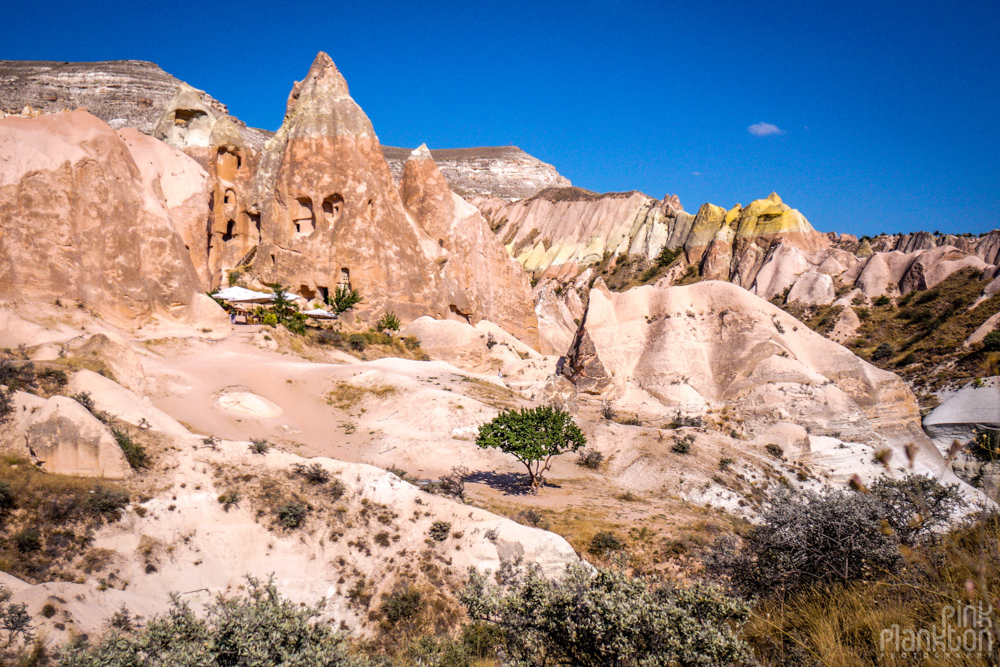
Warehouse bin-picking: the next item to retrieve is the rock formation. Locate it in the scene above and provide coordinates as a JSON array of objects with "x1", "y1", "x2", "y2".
[
  {"x1": 563, "y1": 280, "x2": 949, "y2": 475},
  {"x1": 384, "y1": 145, "x2": 570, "y2": 201},
  {"x1": 0, "y1": 109, "x2": 219, "y2": 325},
  {"x1": 24, "y1": 395, "x2": 130, "y2": 478},
  {"x1": 400, "y1": 144, "x2": 538, "y2": 344}
]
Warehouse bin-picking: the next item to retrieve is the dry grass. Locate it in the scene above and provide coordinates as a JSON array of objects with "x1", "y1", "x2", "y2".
[
  {"x1": 744, "y1": 511, "x2": 1000, "y2": 666},
  {"x1": 327, "y1": 383, "x2": 399, "y2": 410},
  {"x1": 457, "y1": 375, "x2": 520, "y2": 411}
]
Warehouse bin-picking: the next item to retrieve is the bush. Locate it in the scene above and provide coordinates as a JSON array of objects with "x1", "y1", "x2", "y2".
[
  {"x1": 71, "y1": 391, "x2": 95, "y2": 412},
  {"x1": 475, "y1": 405, "x2": 586, "y2": 492},
  {"x1": 764, "y1": 443, "x2": 784, "y2": 459},
  {"x1": 327, "y1": 478, "x2": 347, "y2": 501},
  {"x1": 874, "y1": 294, "x2": 892, "y2": 307},
  {"x1": 461, "y1": 562, "x2": 753, "y2": 666},
  {"x1": 348, "y1": 334, "x2": 366, "y2": 351},
  {"x1": 111, "y1": 426, "x2": 149, "y2": 470},
  {"x1": 0, "y1": 481, "x2": 13, "y2": 512},
  {"x1": 428, "y1": 521, "x2": 451, "y2": 542},
  {"x1": 328, "y1": 285, "x2": 362, "y2": 315},
  {"x1": 0, "y1": 360, "x2": 36, "y2": 392},
  {"x1": 262, "y1": 313, "x2": 278, "y2": 327},
  {"x1": 870, "y1": 342, "x2": 894, "y2": 361},
  {"x1": 868, "y1": 474, "x2": 966, "y2": 545},
  {"x1": 973, "y1": 428, "x2": 1000, "y2": 462},
  {"x1": 56, "y1": 576, "x2": 360, "y2": 666},
  {"x1": 588, "y1": 530, "x2": 625, "y2": 555},
  {"x1": 381, "y1": 587, "x2": 423, "y2": 624},
  {"x1": 375, "y1": 311, "x2": 401, "y2": 333},
  {"x1": 291, "y1": 462, "x2": 331, "y2": 485},
  {"x1": 982, "y1": 330, "x2": 1000, "y2": 352},
  {"x1": 84, "y1": 486, "x2": 130, "y2": 522},
  {"x1": 277, "y1": 502, "x2": 308, "y2": 529},
  {"x1": 0, "y1": 388, "x2": 13, "y2": 426},
  {"x1": 707, "y1": 487, "x2": 903, "y2": 596},
  {"x1": 248, "y1": 438, "x2": 270, "y2": 455},
  {"x1": 672, "y1": 434, "x2": 694, "y2": 454},
  {"x1": 217, "y1": 490, "x2": 241, "y2": 512},
  {"x1": 13, "y1": 529, "x2": 40, "y2": 553},
  {"x1": 577, "y1": 449, "x2": 604, "y2": 469}
]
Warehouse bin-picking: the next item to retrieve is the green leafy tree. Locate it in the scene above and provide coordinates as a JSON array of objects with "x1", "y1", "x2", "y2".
[
  {"x1": 476, "y1": 406, "x2": 586, "y2": 492},
  {"x1": 328, "y1": 285, "x2": 363, "y2": 315},
  {"x1": 266, "y1": 283, "x2": 298, "y2": 321}
]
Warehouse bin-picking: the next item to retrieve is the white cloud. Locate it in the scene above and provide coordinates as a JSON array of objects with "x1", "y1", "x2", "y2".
[
  {"x1": 691, "y1": 171, "x2": 703, "y2": 177},
  {"x1": 747, "y1": 122, "x2": 785, "y2": 137}
]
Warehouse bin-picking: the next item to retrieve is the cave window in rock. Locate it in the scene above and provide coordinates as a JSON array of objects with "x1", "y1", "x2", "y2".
[
  {"x1": 223, "y1": 189, "x2": 236, "y2": 206},
  {"x1": 249, "y1": 213, "x2": 261, "y2": 241},
  {"x1": 216, "y1": 148, "x2": 240, "y2": 182},
  {"x1": 299, "y1": 285, "x2": 316, "y2": 300},
  {"x1": 292, "y1": 197, "x2": 315, "y2": 236},
  {"x1": 322, "y1": 194, "x2": 344, "y2": 228},
  {"x1": 222, "y1": 220, "x2": 236, "y2": 242},
  {"x1": 174, "y1": 109, "x2": 206, "y2": 126},
  {"x1": 339, "y1": 268, "x2": 350, "y2": 288},
  {"x1": 317, "y1": 286, "x2": 329, "y2": 303}
]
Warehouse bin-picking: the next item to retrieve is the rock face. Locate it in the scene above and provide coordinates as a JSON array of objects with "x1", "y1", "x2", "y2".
[
  {"x1": 0, "y1": 109, "x2": 211, "y2": 325},
  {"x1": 478, "y1": 188, "x2": 692, "y2": 280},
  {"x1": 0, "y1": 60, "x2": 269, "y2": 149},
  {"x1": 248, "y1": 53, "x2": 538, "y2": 340},
  {"x1": 923, "y1": 379, "x2": 1000, "y2": 451},
  {"x1": 400, "y1": 145, "x2": 538, "y2": 344},
  {"x1": 563, "y1": 280, "x2": 946, "y2": 472},
  {"x1": 25, "y1": 396, "x2": 130, "y2": 478},
  {"x1": 384, "y1": 145, "x2": 570, "y2": 201}
]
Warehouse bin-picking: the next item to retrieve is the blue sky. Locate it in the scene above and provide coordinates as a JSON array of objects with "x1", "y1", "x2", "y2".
[{"x1": 5, "y1": 0, "x2": 999, "y2": 237}]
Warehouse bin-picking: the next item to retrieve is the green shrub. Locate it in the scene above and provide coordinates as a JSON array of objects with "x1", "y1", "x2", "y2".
[
  {"x1": 0, "y1": 388, "x2": 13, "y2": 426},
  {"x1": 874, "y1": 294, "x2": 892, "y2": 307},
  {"x1": 328, "y1": 285, "x2": 363, "y2": 315},
  {"x1": 56, "y1": 576, "x2": 360, "y2": 666},
  {"x1": 348, "y1": 334, "x2": 366, "y2": 351},
  {"x1": 870, "y1": 342, "x2": 894, "y2": 361},
  {"x1": 707, "y1": 487, "x2": 903, "y2": 596},
  {"x1": 982, "y1": 330, "x2": 1000, "y2": 352},
  {"x1": 327, "y1": 478, "x2": 346, "y2": 501},
  {"x1": 375, "y1": 311, "x2": 401, "y2": 333},
  {"x1": 291, "y1": 462, "x2": 331, "y2": 485},
  {"x1": 719, "y1": 457, "x2": 734, "y2": 471},
  {"x1": 13, "y1": 529, "x2": 40, "y2": 553},
  {"x1": 248, "y1": 438, "x2": 270, "y2": 455},
  {"x1": 71, "y1": 391, "x2": 95, "y2": 412},
  {"x1": 869, "y1": 474, "x2": 966, "y2": 545},
  {"x1": 588, "y1": 530, "x2": 625, "y2": 555},
  {"x1": 0, "y1": 481, "x2": 13, "y2": 512},
  {"x1": 576, "y1": 449, "x2": 604, "y2": 469},
  {"x1": 461, "y1": 562, "x2": 752, "y2": 666},
  {"x1": 262, "y1": 313, "x2": 278, "y2": 327},
  {"x1": 84, "y1": 487, "x2": 130, "y2": 522},
  {"x1": 277, "y1": 502, "x2": 308, "y2": 530},
  {"x1": 111, "y1": 426, "x2": 149, "y2": 470},
  {"x1": 0, "y1": 360, "x2": 36, "y2": 392},
  {"x1": 671, "y1": 434, "x2": 694, "y2": 454},
  {"x1": 764, "y1": 443, "x2": 784, "y2": 459},
  {"x1": 217, "y1": 490, "x2": 241, "y2": 512},
  {"x1": 37, "y1": 367, "x2": 68, "y2": 386},
  {"x1": 428, "y1": 521, "x2": 451, "y2": 541},
  {"x1": 381, "y1": 587, "x2": 423, "y2": 624}
]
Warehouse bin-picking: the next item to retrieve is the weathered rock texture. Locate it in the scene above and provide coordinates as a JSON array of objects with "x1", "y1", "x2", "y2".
[
  {"x1": 0, "y1": 60, "x2": 269, "y2": 149},
  {"x1": 477, "y1": 188, "x2": 692, "y2": 280},
  {"x1": 247, "y1": 53, "x2": 538, "y2": 340},
  {"x1": 563, "y1": 280, "x2": 947, "y2": 473},
  {"x1": 0, "y1": 109, "x2": 213, "y2": 324},
  {"x1": 384, "y1": 145, "x2": 570, "y2": 201},
  {"x1": 400, "y1": 145, "x2": 537, "y2": 344},
  {"x1": 24, "y1": 396, "x2": 130, "y2": 478}
]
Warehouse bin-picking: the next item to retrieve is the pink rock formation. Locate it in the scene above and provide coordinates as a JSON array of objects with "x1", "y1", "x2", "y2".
[
  {"x1": 0, "y1": 109, "x2": 213, "y2": 325},
  {"x1": 399, "y1": 145, "x2": 538, "y2": 345}
]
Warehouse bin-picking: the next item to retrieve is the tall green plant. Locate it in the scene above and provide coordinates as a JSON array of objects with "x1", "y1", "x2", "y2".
[{"x1": 328, "y1": 285, "x2": 363, "y2": 315}]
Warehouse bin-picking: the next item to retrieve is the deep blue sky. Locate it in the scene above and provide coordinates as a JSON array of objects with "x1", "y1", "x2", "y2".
[{"x1": 6, "y1": 0, "x2": 999, "y2": 237}]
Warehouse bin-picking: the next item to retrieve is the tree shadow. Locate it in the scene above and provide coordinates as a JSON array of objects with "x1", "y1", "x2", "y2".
[{"x1": 466, "y1": 470, "x2": 533, "y2": 496}]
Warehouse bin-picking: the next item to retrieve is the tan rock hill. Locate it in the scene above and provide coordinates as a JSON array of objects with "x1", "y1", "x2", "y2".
[
  {"x1": 0, "y1": 109, "x2": 222, "y2": 326},
  {"x1": 562, "y1": 280, "x2": 953, "y2": 479},
  {"x1": 384, "y1": 144, "x2": 571, "y2": 201},
  {"x1": 400, "y1": 144, "x2": 538, "y2": 344}
]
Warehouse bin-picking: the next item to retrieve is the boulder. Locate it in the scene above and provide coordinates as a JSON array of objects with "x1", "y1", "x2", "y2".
[
  {"x1": 25, "y1": 396, "x2": 130, "y2": 478},
  {"x1": 923, "y1": 379, "x2": 1000, "y2": 454},
  {"x1": 67, "y1": 369, "x2": 189, "y2": 436},
  {"x1": 897, "y1": 245, "x2": 990, "y2": 294},
  {"x1": 64, "y1": 333, "x2": 147, "y2": 395}
]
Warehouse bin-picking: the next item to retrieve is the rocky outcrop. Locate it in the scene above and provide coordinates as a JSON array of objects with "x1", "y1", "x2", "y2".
[
  {"x1": 563, "y1": 280, "x2": 948, "y2": 474},
  {"x1": 400, "y1": 145, "x2": 538, "y2": 344},
  {"x1": 384, "y1": 145, "x2": 570, "y2": 201},
  {"x1": 24, "y1": 396, "x2": 130, "y2": 478},
  {"x1": 478, "y1": 188, "x2": 692, "y2": 280},
  {"x1": 0, "y1": 109, "x2": 214, "y2": 325}
]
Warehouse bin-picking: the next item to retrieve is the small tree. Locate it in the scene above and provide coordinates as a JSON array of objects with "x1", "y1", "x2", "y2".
[
  {"x1": 328, "y1": 285, "x2": 362, "y2": 315},
  {"x1": 375, "y1": 311, "x2": 401, "y2": 333},
  {"x1": 475, "y1": 406, "x2": 586, "y2": 492}
]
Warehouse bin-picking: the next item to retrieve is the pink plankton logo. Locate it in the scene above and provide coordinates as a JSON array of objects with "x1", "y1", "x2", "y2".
[{"x1": 881, "y1": 603, "x2": 994, "y2": 658}]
